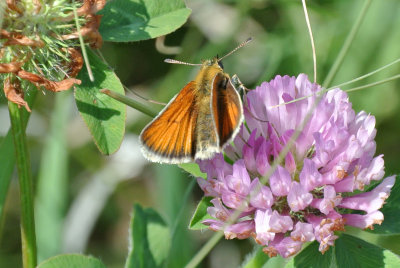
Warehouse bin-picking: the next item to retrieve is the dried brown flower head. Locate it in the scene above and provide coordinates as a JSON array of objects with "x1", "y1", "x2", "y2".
[{"x1": 1, "y1": 0, "x2": 105, "y2": 112}]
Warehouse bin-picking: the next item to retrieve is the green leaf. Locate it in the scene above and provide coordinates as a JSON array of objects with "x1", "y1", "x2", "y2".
[
  {"x1": 99, "y1": 0, "x2": 191, "y2": 42},
  {"x1": 125, "y1": 204, "x2": 171, "y2": 268},
  {"x1": 285, "y1": 234, "x2": 400, "y2": 268},
  {"x1": 189, "y1": 196, "x2": 214, "y2": 230},
  {"x1": 75, "y1": 49, "x2": 126, "y2": 155},
  {"x1": 285, "y1": 241, "x2": 334, "y2": 268},
  {"x1": 369, "y1": 175, "x2": 400, "y2": 234},
  {"x1": 335, "y1": 234, "x2": 400, "y2": 268},
  {"x1": 179, "y1": 163, "x2": 207, "y2": 179},
  {"x1": 37, "y1": 254, "x2": 106, "y2": 268}
]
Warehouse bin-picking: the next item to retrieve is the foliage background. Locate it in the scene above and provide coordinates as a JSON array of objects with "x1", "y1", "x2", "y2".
[{"x1": 1, "y1": 0, "x2": 400, "y2": 267}]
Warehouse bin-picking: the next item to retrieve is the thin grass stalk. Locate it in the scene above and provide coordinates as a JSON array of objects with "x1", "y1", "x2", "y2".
[
  {"x1": 322, "y1": 0, "x2": 372, "y2": 88},
  {"x1": 269, "y1": 57, "x2": 400, "y2": 109},
  {"x1": 331, "y1": 57, "x2": 400, "y2": 89},
  {"x1": 302, "y1": 0, "x2": 317, "y2": 83},
  {"x1": 344, "y1": 74, "x2": 400, "y2": 93}
]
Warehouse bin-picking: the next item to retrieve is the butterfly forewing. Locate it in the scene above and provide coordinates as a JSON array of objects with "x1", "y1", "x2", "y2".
[
  {"x1": 212, "y1": 74, "x2": 243, "y2": 147},
  {"x1": 140, "y1": 81, "x2": 198, "y2": 163}
]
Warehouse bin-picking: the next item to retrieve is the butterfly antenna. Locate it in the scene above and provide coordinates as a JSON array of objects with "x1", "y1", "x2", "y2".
[
  {"x1": 164, "y1": 59, "x2": 202, "y2": 66},
  {"x1": 218, "y1": 37, "x2": 253, "y2": 62}
]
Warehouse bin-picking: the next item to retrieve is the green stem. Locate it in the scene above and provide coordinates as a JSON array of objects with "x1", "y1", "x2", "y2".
[
  {"x1": 8, "y1": 102, "x2": 37, "y2": 268},
  {"x1": 170, "y1": 179, "x2": 196, "y2": 240},
  {"x1": 184, "y1": 232, "x2": 223, "y2": 268},
  {"x1": 101, "y1": 89, "x2": 158, "y2": 118},
  {"x1": 73, "y1": 7, "x2": 94, "y2": 81},
  {"x1": 322, "y1": 0, "x2": 372, "y2": 88},
  {"x1": 0, "y1": 92, "x2": 36, "y2": 242}
]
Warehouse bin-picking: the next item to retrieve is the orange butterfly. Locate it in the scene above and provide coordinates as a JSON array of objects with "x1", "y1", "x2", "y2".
[{"x1": 139, "y1": 39, "x2": 251, "y2": 164}]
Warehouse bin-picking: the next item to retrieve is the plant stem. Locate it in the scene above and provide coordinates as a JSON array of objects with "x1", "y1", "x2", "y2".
[
  {"x1": 184, "y1": 232, "x2": 223, "y2": 268},
  {"x1": 302, "y1": 0, "x2": 317, "y2": 83},
  {"x1": 101, "y1": 89, "x2": 158, "y2": 118},
  {"x1": 73, "y1": 7, "x2": 94, "y2": 82},
  {"x1": 0, "y1": 92, "x2": 36, "y2": 242},
  {"x1": 0, "y1": 130, "x2": 17, "y2": 242},
  {"x1": 322, "y1": 0, "x2": 372, "y2": 88},
  {"x1": 8, "y1": 102, "x2": 37, "y2": 268}
]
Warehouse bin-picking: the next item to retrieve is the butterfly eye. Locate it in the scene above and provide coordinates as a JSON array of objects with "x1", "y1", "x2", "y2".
[{"x1": 218, "y1": 60, "x2": 224, "y2": 69}]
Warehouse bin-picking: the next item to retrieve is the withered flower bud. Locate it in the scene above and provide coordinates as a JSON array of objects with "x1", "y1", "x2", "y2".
[
  {"x1": 0, "y1": 62, "x2": 23, "y2": 73},
  {"x1": 77, "y1": 0, "x2": 106, "y2": 16},
  {"x1": 66, "y1": 48, "x2": 84, "y2": 77},
  {"x1": 6, "y1": 0, "x2": 23, "y2": 15},
  {"x1": 1, "y1": 0, "x2": 105, "y2": 112},
  {"x1": 17, "y1": 70, "x2": 81, "y2": 92},
  {"x1": 3, "y1": 77, "x2": 31, "y2": 112}
]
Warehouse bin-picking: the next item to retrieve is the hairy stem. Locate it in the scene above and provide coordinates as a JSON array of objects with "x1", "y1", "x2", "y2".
[
  {"x1": 101, "y1": 89, "x2": 158, "y2": 118},
  {"x1": 0, "y1": 91, "x2": 36, "y2": 242},
  {"x1": 8, "y1": 102, "x2": 37, "y2": 268}
]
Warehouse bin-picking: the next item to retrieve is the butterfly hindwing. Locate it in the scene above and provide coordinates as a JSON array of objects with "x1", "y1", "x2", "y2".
[
  {"x1": 211, "y1": 73, "x2": 243, "y2": 147},
  {"x1": 139, "y1": 81, "x2": 198, "y2": 163}
]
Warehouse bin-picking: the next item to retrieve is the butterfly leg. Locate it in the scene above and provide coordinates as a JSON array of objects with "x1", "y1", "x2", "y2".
[{"x1": 231, "y1": 74, "x2": 249, "y2": 93}]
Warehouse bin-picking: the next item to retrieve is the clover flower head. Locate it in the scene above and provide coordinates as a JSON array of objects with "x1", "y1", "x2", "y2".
[{"x1": 197, "y1": 74, "x2": 395, "y2": 258}]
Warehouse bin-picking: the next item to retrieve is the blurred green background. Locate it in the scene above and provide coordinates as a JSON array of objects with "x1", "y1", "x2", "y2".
[{"x1": 1, "y1": 0, "x2": 400, "y2": 267}]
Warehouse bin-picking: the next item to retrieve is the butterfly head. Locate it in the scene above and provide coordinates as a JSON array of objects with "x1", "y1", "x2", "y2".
[
  {"x1": 164, "y1": 38, "x2": 252, "y2": 69},
  {"x1": 201, "y1": 57, "x2": 224, "y2": 70}
]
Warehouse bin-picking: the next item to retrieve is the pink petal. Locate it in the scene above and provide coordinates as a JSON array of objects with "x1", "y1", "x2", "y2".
[
  {"x1": 242, "y1": 130, "x2": 258, "y2": 174},
  {"x1": 275, "y1": 237, "x2": 303, "y2": 258},
  {"x1": 250, "y1": 178, "x2": 274, "y2": 209},
  {"x1": 291, "y1": 222, "x2": 315, "y2": 242},
  {"x1": 197, "y1": 153, "x2": 231, "y2": 179},
  {"x1": 311, "y1": 185, "x2": 342, "y2": 215},
  {"x1": 207, "y1": 198, "x2": 231, "y2": 221},
  {"x1": 342, "y1": 211, "x2": 384, "y2": 229},
  {"x1": 226, "y1": 160, "x2": 251, "y2": 196},
  {"x1": 287, "y1": 181, "x2": 313, "y2": 212},
  {"x1": 221, "y1": 189, "x2": 248, "y2": 210},
  {"x1": 300, "y1": 159, "x2": 323, "y2": 191},
  {"x1": 269, "y1": 210, "x2": 293, "y2": 233},
  {"x1": 256, "y1": 140, "x2": 271, "y2": 176},
  {"x1": 269, "y1": 165, "x2": 292, "y2": 196},
  {"x1": 197, "y1": 178, "x2": 219, "y2": 196},
  {"x1": 334, "y1": 175, "x2": 355, "y2": 193},
  {"x1": 254, "y1": 209, "x2": 275, "y2": 245},
  {"x1": 339, "y1": 176, "x2": 395, "y2": 213},
  {"x1": 355, "y1": 155, "x2": 385, "y2": 190},
  {"x1": 225, "y1": 220, "x2": 255, "y2": 239}
]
